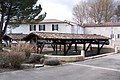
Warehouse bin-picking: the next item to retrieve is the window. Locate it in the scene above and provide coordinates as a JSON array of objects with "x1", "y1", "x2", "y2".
[
  {"x1": 110, "y1": 34, "x2": 114, "y2": 38},
  {"x1": 30, "y1": 25, "x2": 36, "y2": 31},
  {"x1": 39, "y1": 25, "x2": 45, "y2": 31},
  {"x1": 52, "y1": 24, "x2": 58, "y2": 31},
  {"x1": 118, "y1": 34, "x2": 120, "y2": 38}
]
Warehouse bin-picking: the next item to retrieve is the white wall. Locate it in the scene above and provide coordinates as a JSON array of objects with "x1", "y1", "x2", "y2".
[
  {"x1": 10, "y1": 23, "x2": 74, "y2": 34},
  {"x1": 11, "y1": 24, "x2": 30, "y2": 34},
  {"x1": 84, "y1": 26, "x2": 120, "y2": 45},
  {"x1": 70, "y1": 25, "x2": 84, "y2": 34},
  {"x1": 85, "y1": 26, "x2": 120, "y2": 38},
  {"x1": 85, "y1": 27, "x2": 111, "y2": 37}
]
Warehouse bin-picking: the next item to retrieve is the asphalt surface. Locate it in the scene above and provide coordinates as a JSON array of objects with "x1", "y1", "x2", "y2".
[{"x1": 0, "y1": 53, "x2": 120, "y2": 80}]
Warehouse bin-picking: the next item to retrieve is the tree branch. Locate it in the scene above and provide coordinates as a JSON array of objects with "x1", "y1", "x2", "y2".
[{"x1": 2, "y1": 3, "x2": 12, "y2": 35}]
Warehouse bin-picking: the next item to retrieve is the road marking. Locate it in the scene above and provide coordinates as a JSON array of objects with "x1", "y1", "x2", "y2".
[{"x1": 69, "y1": 63, "x2": 120, "y2": 72}]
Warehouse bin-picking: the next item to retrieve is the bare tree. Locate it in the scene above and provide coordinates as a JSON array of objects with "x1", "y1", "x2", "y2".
[
  {"x1": 115, "y1": 1, "x2": 120, "y2": 22},
  {"x1": 88, "y1": 0, "x2": 115, "y2": 23},
  {"x1": 102, "y1": 0, "x2": 115, "y2": 22},
  {"x1": 88, "y1": 0, "x2": 104, "y2": 23},
  {"x1": 73, "y1": 0, "x2": 116, "y2": 23},
  {"x1": 72, "y1": 1, "x2": 89, "y2": 24}
]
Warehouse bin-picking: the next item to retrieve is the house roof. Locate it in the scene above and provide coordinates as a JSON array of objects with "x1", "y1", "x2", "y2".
[
  {"x1": 9, "y1": 19, "x2": 67, "y2": 24},
  {"x1": 23, "y1": 32, "x2": 109, "y2": 41},
  {"x1": 3, "y1": 33, "x2": 27, "y2": 40},
  {"x1": 40, "y1": 19, "x2": 66, "y2": 24},
  {"x1": 82, "y1": 22, "x2": 120, "y2": 27}
]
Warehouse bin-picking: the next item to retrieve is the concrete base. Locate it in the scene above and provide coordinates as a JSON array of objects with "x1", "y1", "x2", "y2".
[
  {"x1": 44, "y1": 55, "x2": 84, "y2": 62},
  {"x1": 34, "y1": 64, "x2": 44, "y2": 68},
  {"x1": 21, "y1": 64, "x2": 44, "y2": 68}
]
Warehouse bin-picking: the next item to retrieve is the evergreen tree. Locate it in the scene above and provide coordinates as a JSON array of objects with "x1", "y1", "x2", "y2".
[{"x1": 0, "y1": 0, "x2": 46, "y2": 44}]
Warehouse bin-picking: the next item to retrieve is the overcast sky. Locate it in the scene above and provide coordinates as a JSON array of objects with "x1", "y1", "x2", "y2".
[{"x1": 37, "y1": 0, "x2": 81, "y2": 21}]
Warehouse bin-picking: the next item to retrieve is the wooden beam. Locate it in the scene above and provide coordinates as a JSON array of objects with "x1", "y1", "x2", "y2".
[
  {"x1": 85, "y1": 42, "x2": 92, "y2": 52},
  {"x1": 66, "y1": 43, "x2": 73, "y2": 53},
  {"x1": 98, "y1": 41, "x2": 107, "y2": 53},
  {"x1": 39, "y1": 42, "x2": 45, "y2": 54}
]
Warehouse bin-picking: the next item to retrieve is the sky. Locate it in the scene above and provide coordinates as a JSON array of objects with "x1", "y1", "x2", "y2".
[{"x1": 37, "y1": 0, "x2": 81, "y2": 21}]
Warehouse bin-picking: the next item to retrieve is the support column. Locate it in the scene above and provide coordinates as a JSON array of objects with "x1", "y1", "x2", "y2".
[
  {"x1": 55, "y1": 44, "x2": 57, "y2": 54},
  {"x1": 51, "y1": 44, "x2": 55, "y2": 51},
  {"x1": 64, "y1": 44, "x2": 66, "y2": 56},
  {"x1": 115, "y1": 46, "x2": 118, "y2": 53},
  {"x1": 75, "y1": 43, "x2": 77, "y2": 52},
  {"x1": 83, "y1": 43, "x2": 86, "y2": 51},
  {"x1": 97, "y1": 41, "x2": 100, "y2": 54},
  {"x1": 59, "y1": 44, "x2": 61, "y2": 51},
  {"x1": 66, "y1": 43, "x2": 72, "y2": 53},
  {"x1": 39, "y1": 43, "x2": 45, "y2": 54},
  {"x1": 90, "y1": 45, "x2": 92, "y2": 51}
]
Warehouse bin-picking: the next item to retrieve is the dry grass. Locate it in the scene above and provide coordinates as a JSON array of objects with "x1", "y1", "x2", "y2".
[{"x1": 11, "y1": 43, "x2": 36, "y2": 58}]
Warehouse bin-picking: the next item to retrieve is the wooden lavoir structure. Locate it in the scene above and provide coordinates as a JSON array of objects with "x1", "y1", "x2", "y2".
[
  {"x1": 3, "y1": 33, "x2": 27, "y2": 46},
  {"x1": 23, "y1": 32, "x2": 109, "y2": 56}
]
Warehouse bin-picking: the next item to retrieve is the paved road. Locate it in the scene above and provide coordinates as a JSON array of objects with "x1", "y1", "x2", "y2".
[{"x1": 1, "y1": 53, "x2": 120, "y2": 80}]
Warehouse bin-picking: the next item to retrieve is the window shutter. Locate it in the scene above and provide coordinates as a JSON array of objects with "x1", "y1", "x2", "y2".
[
  {"x1": 52, "y1": 24, "x2": 54, "y2": 31},
  {"x1": 43, "y1": 25, "x2": 45, "y2": 30},
  {"x1": 34, "y1": 25, "x2": 35, "y2": 31},
  {"x1": 56, "y1": 24, "x2": 58, "y2": 30},
  {"x1": 30, "y1": 25, "x2": 32, "y2": 31}
]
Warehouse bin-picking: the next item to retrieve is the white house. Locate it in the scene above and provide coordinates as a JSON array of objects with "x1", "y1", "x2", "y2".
[
  {"x1": 8, "y1": 19, "x2": 82, "y2": 34},
  {"x1": 82, "y1": 22, "x2": 120, "y2": 46}
]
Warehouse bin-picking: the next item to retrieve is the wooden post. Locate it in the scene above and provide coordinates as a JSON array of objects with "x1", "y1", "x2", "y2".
[
  {"x1": 66, "y1": 43, "x2": 72, "y2": 53},
  {"x1": 55, "y1": 44, "x2": 57, "y2": 54},
  {"x1": 97, "y1": 41, "x2": 100, "y2": 54},
  {"x1": 90, "y1": 45, "x2": 92, "y2": 51},
  {"x1": 75, "y1": 43, "x2": 77, "y2": 52},
  {"x1": 83, "y1": 43, "x2": 86, "y2": 51},
  {"x1": 51, "y1": 44, "x2": 55, "y2": 51},
  {"x1": 64, "y1": 44, "x2": 66, "y2": 56},
  {"x1": 39, "y1": 43, "x2": 45, "y2": 54},
  {"x1": 98, "y1": 41, "x2": 107, "y2": 54},
  {"x1": 59, "y1": 44, "x2": 61, "y2": 51}
]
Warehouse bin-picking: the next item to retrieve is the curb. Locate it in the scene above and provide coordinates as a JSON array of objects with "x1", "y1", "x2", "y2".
[{"x1": 85, "y1": 52, "x2": 116, "y2": 60}]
